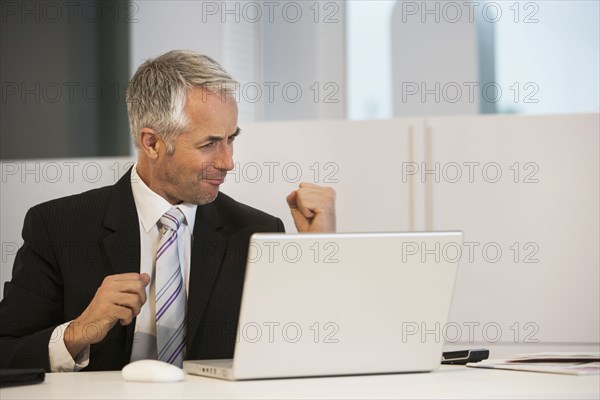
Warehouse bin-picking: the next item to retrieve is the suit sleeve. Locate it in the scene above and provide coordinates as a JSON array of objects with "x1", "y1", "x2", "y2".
[
  {"x1": 276, "y1": 217, "x2": 286, "y2": 233},
  {"x1": 0, "y1": 207, "x2": 65, "y2": 371}
]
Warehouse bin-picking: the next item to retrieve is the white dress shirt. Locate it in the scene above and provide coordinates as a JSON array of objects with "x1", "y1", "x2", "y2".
[{"x1": 49, "y1": 165, "x2": 197, "y2": 371}]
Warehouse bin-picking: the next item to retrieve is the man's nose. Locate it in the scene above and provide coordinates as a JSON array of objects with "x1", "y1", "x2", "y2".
[{"x1": 215, "y1": 142, "x2": 234, "y2": 171}]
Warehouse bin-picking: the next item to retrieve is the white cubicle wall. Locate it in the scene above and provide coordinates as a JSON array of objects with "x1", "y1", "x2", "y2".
[
  {"x1": 1, "y1": 114, "x2": 598, "y2": 347},
  {"x1": 423, "y1": 114, "x2": 600, "y2": 344}
]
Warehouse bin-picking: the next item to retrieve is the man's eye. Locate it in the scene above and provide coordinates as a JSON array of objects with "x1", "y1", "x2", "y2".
[{"x1": 201, "y1": 142, "x2": 215, "y2": 149}]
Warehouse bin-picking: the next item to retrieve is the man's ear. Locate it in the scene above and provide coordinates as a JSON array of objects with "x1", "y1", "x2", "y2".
[{"x1": 139, "y1": 128, "x2": 161, "y2": 159}]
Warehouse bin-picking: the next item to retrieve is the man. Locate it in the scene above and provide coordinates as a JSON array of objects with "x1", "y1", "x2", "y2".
[{"x1": 0, "y1": 50, "x2": 336, "y2": 371}]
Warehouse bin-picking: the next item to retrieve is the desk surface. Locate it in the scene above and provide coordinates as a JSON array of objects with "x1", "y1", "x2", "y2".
[{"x1": 2, "y1": 365, "x2": 599, "y2": 400}]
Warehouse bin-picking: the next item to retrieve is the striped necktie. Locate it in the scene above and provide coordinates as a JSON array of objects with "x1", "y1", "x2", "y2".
[{"x1": 155, "y1": 207, "x2": 186, "y2": 367}]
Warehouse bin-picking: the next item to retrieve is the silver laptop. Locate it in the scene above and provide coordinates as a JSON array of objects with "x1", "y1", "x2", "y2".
[{"x1": 184, "y1": 231, "x2": 463, "y2": 380}]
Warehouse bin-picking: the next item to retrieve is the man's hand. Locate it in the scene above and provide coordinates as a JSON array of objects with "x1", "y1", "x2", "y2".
[
  {"x1": 287, "y1": 183, "x2": 336, "y2": 232},
  {"x1": 64, "y1": 273, "x2": 150, "y2": 358}
]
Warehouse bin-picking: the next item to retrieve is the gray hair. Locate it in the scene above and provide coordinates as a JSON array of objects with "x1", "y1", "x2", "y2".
[{"x1": 126, "y1": 50, "x2": 237, "y2": 153}]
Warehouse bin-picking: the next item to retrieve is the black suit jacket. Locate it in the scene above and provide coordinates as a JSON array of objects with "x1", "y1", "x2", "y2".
[{"x1": 0, "y1": 170, "x2": 284, "y2": 371}]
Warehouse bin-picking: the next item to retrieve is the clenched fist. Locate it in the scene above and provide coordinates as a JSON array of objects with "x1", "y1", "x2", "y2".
[
  {"x1": 64, "y1": 273, "x2": 150, "y2": 358},
  {"x1": 287, "y1": 182, "x2": 336, "y2": 233}
]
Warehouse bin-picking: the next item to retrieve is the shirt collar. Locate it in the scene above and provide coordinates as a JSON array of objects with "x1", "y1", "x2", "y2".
[{"x1": 130, "y1": 164, "x2": 197, "y2": 233}]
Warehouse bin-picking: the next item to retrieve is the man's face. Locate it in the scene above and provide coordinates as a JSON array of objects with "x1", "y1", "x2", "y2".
[{"x1": 153, "y1": 88, "x2": 238, "y2": 205}]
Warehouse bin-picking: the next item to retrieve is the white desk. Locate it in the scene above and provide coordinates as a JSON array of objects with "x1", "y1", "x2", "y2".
[{"x1": 2, "y1": 365, "x2": 598, "y2": 400}]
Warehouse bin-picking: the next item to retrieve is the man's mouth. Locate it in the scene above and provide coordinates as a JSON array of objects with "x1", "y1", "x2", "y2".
[{"x1": 204, "y1": 176, "x2": 226, "y2": 185}]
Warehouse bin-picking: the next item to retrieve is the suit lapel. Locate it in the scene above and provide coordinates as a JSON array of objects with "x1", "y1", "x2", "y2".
[
  {"x1": 100, "y1": 168, "x2": 141, "y2": 361},
  {"x1": 186, "y1": 199, "x2": 226, "y2": 352},
  {"x1": 102, "y1": 169, "x2": 141, "y2": 276}
]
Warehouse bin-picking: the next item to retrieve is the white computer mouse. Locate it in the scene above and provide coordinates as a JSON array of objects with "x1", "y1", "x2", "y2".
[{"x1": 121, "y1": 359, "x2": 184, "y2": 382}]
